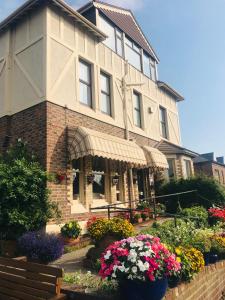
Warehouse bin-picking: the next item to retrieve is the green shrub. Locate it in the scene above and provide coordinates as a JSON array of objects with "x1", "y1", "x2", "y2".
[
  {"x1": 181, "y1": 206, "x2": 208, "y2": 228},
  {"x1": 143, "y1": 219, "x2": 196, "y2": 247},
  {"x1": 61, "y1": 221, "x2": 81, "y2": 239},
  {"x1": 87, "y1": 217, "x2": 134, "y2": 242},
  {"x1": 187, "y1": 229, "x2": 212, "y2": 253},
  {"x1": 158, "y1": 176, "x2": 225, "y2": 213},
  {"x1": 0, "y1": 141, "x2": 59, "y2": 239}
]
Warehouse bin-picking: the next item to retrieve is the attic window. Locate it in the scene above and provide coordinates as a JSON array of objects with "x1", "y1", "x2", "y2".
[{"x1": 125, "y1": 37, "x2": 141, "y2": 71}]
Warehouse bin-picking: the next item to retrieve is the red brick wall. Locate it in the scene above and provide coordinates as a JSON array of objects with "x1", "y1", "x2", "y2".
[
  {"x1": 0, "y1": 101, "x2": 158, "y2": 222},
  {"x1": 165, "y1": 261, "x2": 225, "y2": 300}
]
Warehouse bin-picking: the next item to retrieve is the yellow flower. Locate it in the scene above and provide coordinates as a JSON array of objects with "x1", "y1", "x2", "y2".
[{"x1": 176, "y1": 257, "x2": 181, "y2": 263}]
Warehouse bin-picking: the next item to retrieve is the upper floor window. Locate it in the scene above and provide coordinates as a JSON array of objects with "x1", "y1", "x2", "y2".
[
  {"x1": 150, "y1": 58, "x2": 157, "y2": 81},
  {"x1": 159, "y1": 106, "x2": 168, "y2": 139},
  {"x1": 79, "y1": 60, "x2": 92, "y2": 107},
  {"x1": 184, "y1": 159, "x2": 192, "y2": 178},
  {"x1": 115, "y1": 29, "x2": 123, "y2": 57},
  {"x1": 214, "y1": 169, "x2": 221, "y2": 183},
  {"x1": 143, "y1": 52, "x2": 157, "y2": 81},
  {"x1": 133, "y1": 91, "x2": 142, "y2": 128},
  {"x1": 99, "y1": 15, "x2": 116, "y2": 51},
  {"x1": 125, "y1": 37, "x2": 142, "y2": 71},
  {"x1": 100, "y1": 72, "x2": 111, "y2": 116}
]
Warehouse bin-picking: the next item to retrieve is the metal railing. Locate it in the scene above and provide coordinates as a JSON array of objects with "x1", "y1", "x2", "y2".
[{"x1": 90, "y1": 189, "x2": 198, "y2": 222}]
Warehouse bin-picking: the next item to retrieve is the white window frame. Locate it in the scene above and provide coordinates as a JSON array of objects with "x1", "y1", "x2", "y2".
[
  {"x1": 79, "y1": 59, "x2": 92, "y2": 108},
  {"x1": 159, "y1": 106, "x2": 169, "y2": 139}
]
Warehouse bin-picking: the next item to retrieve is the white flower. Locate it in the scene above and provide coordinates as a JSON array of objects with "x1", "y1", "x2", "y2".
[
  {"x1": 132, "y1": 266, "x2": 138, "y2": 273},
  {"x1": 128, "y1": 274, "x2": 133, "y2": 280},
  {"x1": 104, "y1": 250, "x2": 111, "y2": 260},
  {"x1": 128, "y1": 249, "x2": 137, "y2": 263}
]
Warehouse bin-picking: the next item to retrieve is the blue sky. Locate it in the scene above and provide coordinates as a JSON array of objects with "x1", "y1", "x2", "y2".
[{"x1": 1, "y1": 0, "x2": 225, "y2": 157}]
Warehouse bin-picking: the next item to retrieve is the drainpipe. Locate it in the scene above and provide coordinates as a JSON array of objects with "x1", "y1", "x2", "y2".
[{"x1": 122, "y1": 61, "x2": 134, "y2": 208}]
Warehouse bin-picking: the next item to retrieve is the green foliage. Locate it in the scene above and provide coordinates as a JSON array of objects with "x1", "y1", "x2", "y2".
[
  {"x1": 0, "y1": 141, "x2": 59, "y2": 239},
  {"x1": 143, "y1": 219, "x2": 196, "y2": 247},
  {"x1": 63, "y1": 271, "x2": 118, "y2": 295},
  {"x1": 181, "y1": 206, "x2": 209, "y2": 228},
  {"x1": 186, "y1": 229, "x2": 212, "y2": 253},
  {"x1": 61, "y1": 221, "x2": 81, "y2": 239},
  {"x1": 158, "y1": 176, "x2": 225, "y2": 213}
]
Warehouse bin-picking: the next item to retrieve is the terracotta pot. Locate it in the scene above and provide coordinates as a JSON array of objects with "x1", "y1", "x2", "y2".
[
  {"x1": 0, "y1": 240, "x2": 17, "y2": 257},
  {"x1": 63, "y1": 237, "x2": 80, "y2": 246}
]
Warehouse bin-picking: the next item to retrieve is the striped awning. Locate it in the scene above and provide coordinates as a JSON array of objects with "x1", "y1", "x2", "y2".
[
  {"x1": 68, "y1": 126, "x2": 147, "y2": 167},
  {"x1": 143, "y1": 146, "x2": 169, "y2": 170}
]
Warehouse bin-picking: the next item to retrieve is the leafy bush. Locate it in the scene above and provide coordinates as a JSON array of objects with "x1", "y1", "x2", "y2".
[
  {"x1": 18, "y1": 231, "x2": 64, "y2": 263},
  {"x1": 87, "y1": 217, "x2": 134, "y2": 243},
  {"x1": 61, "y1": 221, "x2": 81, "y2": 239},
  {"x1": 181, "y1": 206, "x2": 208, "y2": 228},
  {"x1": 174, "y1": 247, "x2": 204, "y2": 281},
  {"x1": 0, "y1": 141, "x2": 59, "y2": 239},
  {"x1": 210, "y1": 235, "x2": 225, "y2": 258},
  {"x1": 158, "y1": 176, "x2": 225, "y2": 213},
  {"x1": 187, "y1": 229, "x2": 212, "y2": 253},
  {"x1": 143, "y1": 219, "x2": 196, "y2": 247}
]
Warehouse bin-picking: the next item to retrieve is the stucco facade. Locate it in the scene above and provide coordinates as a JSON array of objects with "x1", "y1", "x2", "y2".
[{"x1": 0, "y1": 0, "x2": 195, "y2": 229}]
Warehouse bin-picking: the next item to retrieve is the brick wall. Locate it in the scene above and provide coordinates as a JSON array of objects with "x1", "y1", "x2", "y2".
[
  {"x1": 164, "y1": 261, "x2": 225, "y2": 300},
  {"x1": 194, "y1": 161, "x2": 225, "y2": 186}
]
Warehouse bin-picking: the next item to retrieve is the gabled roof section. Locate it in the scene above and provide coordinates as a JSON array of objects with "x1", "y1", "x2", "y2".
[
  {"x1": 0, "y1": 0, "x2": 106, "y2": 41},
  {"x1": 78, "y1": 1, "x2": 159, "y2": 62},
  {"x1": 156, "y1": 140, "x2": 198, "y2": 158},
  {"x1": 157, "y1": 81, "x2": 184, "y2": 102}
]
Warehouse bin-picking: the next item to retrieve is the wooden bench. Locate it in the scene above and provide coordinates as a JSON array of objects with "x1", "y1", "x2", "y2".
[{"x1": 0, "y1": 257, "x2": 66, "y2": 300}]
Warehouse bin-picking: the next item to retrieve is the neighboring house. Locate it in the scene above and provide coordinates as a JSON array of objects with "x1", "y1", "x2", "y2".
[
  {"x1": 0, "y1": 0, "x2": 194, "y2": 230},
  {"x1": 194, "y1": 153, "x2": 225, "y2": 186},
  {"x1": 157, "y1": 140, "x2": 198, "y2": 181}
]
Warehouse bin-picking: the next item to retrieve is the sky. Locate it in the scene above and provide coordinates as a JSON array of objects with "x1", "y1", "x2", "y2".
[{"x1": 0, "y1": 0, "x2": 225, "y2": 157}]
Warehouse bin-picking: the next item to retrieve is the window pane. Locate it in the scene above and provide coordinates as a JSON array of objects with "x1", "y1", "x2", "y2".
[
  {"x1": 167, "y1": 159, "x2": 175, "y2": 179},
  {"x1": 116, "y1": 37, "x2": 123, "y2": 56},
  {"x1": 101, "y1": 94, "x2": 111, "y2": 115},
  {"x1": 160, "y1": 107, "x2": 166, "y2": 123},
  {"x1": 99, "y1": 16, "x2": 115, "y2": 51},
  {"x1": 125, "y1": 45, "x2": 141, "y2": 70},
  {"x1": 150, "y1": 60, "x2": 156, "y2": 81},
  {"x1": 133, "y1": 93, "x2": 141, "y2": 127},
  {"x1": 101, "y1": 73, "x2": 110, "y2": 94},
  {"x1": 79, "y1": 61, "x2": 91, "y2": 83},
  {"x1": 93, "y1": 174, "x2": 105, "y2": 195},
  {"x1": 80, "y1": 82, "x2": 91, "y2": 106},
  {"x1": 143, "y1": 53, "x2": 151, "y2": 78}
]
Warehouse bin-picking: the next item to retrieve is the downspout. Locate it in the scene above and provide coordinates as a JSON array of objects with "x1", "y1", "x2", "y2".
[{"x1": 122, "y1": 61, "x2": 134, "y2": 208}]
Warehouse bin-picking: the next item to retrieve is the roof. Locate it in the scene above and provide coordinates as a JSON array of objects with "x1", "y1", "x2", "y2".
[
  {"x1": 193, "y1": 155, "x2": 225, "y2": 167},
  {"x1": 156, "y1": 140, "x2": 198, "y2": 158},
  {"x1": 0, "y1": 0, "x2": 106, "y2": 41},
  {"x1": 78, "y1": 1, "x2": 159, "y2": 62},
  {"x1": 157, "y1": 81, "x2": 184, "y2": 101}
]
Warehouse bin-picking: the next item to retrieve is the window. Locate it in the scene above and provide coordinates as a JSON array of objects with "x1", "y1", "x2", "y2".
[
  {"x1": 100, "y1": 72, "x2": 111, "y2": 115},
  {"x1": 143, "y1": 53, "x2": 151, "y2": 78},
  {"x1": 72, "y1": 159, "x2": 81, "y2": 200},
  {"x1": 150, "y1": 58, "x2": 156, "y2": 81},
  {"x1": 79, "y1": 60, "x2": 92, "y2": 107},
  {"x1": 125, "y1": 37, "x2": 142, "y2": 71},
  {"x1": 115, "y1": 29, "x2": 123, "y2": 57},
  {"x1": 159, "y1": 106, "x2": 168, "y2": 139},
  {"x1": 167, "y1": 159, "x2": 176, "y2": 179},
  {"x1": 184, "y1": 160, "x2": 192, "y2": 178},
  {"x1": 133, "y1": 92, "x2": 142, "y2": 128},
  {"x1": 99, "y1": 15, "x2": 116, "y2": 51},
  {"x1": 93, "y1": 157, "x2": 106, "y2": 198}
]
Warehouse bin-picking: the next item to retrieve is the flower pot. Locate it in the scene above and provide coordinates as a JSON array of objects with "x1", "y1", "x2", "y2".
[
  {"x1": 63, "y1": 237, "x2": 80, "y2": 246},
  {"x1": 0, "y1": 240, "x2": 17, "y2": 257},
  {"x1": 209, "y1": 253, "x2": 218, "y2": 264},
  {"x1": 203, "y1": 253, "x2": 210, "y2": 266},
  {"x1": 119, "y1": 278, "x2": 168, "y2": 300},
  {"x1": 168, "y1": 275, "x2": 180, "y2": 288}
]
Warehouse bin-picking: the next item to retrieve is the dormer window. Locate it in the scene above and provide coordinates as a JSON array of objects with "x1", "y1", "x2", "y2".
[
  {"x1": 143, "y1": 52, "x2": 156, "y2": 81},
  {"x1": 125, "y1": 37, "x2": 141, "y2": 71}
]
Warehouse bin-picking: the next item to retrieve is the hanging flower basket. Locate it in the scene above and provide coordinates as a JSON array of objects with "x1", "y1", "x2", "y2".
[{"x1": 87, "y1": 174, "x2": 95, "y2": 184}]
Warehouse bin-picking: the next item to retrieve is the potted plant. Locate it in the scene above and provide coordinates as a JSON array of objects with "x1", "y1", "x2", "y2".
[
  {"x1": 210, "y1": 235, "x2": 225, "y2": 261},
  {"x1": 99, "y1": 235, "x2": 181, "y2": 300},
  {"x1": 133, "y1": 213, "x2": 143, "y2": 224},
  {"x1": 141, "y1": 212, "x2": 149, "y2": 222},
  {"x1": 61, "y1": 221, "x2": 82, "y2": 245}
]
